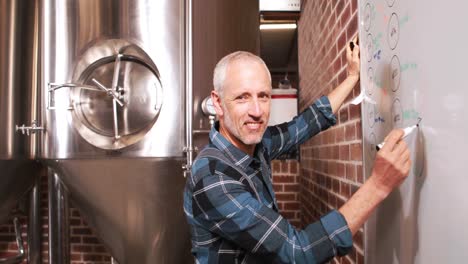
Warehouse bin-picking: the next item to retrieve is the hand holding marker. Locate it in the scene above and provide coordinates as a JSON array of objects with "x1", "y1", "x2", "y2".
[
  {"x1": 376, "y1": 124, "x2": 419, "y2": 151},
  {"x1": 350, "y1": 36, "x2": 359, "y2": 51}
]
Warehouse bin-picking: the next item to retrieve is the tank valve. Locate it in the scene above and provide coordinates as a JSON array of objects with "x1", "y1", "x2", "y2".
[{"x1": 16, "y1": 120, "x2": 44, "y2": 136}]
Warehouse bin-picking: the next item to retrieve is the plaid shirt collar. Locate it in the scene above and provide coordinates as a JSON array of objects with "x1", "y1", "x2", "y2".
[{"x1": 208, "y1": 121, "x2": 265, "y2": 170}]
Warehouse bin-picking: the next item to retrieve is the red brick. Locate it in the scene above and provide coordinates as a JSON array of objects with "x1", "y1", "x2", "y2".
[
  {"x1": 328, "y1": 161, "x2": 337, "y2": 176},
  {"x1": 336, "y1": 126, "x2": 345, "y2": 142},
  {"x1": 325, "y1": 176, "x2": 332, "y2": 189},
  {"x1": 332, "y1": 145, "x2": 339, "y2": 160},
  {"x1": 323, "y1": 161, "x2": 330, "y2": 174},
  {"x1": 351, "y1": 0, "x2": 358, "y2": 12},
  {"x1": 280, "y1": 161, "x2": 289, "y2": 173},
  {"x1": 319, "y1": 146, "x2": 328, "y2": 159},
  {"x1": 350, "y1": 143, "x2": 362, "y2": 161},
  {"x1": 82, "y1": 237, "x2": 100, "y2": 244},
  {"x1": 281, "y1": 211, "x2": 296, "y2": 219},
  {"x1": 71, "y1": 253, "x2": 82, "y2": 261},
  {"x1": 336, "y1": 0, "x2": 346, "y2": 16},
  {"x1": 278, "y1": 203, "x2": 284, "y2": 211},
  {"x1": 0, "y1": 235, "x2": 14, "y2": 241},
  {"x1": 273, "y1": 175, "x2": 295, "y2": 183},
  {"x1": 276, "y1": 193, "x2": 296, "y2": 201},
  {"x1": 332, "y1": 179, "x2": 340, "y2": 193},
  {"x1": 72, "y1": 227, "x2": 92, "y2": 235},
  {"x1": 355, "y1": 120, "x2": 362, "y2": 139},
  {"x1": 357, "y1": 252, "x2": 364, "y2": 264},
  {"x1": 343, "y1": 255, "x2": 352, "y2": 264},
  {"x1": 356, "y1": 164, "x2": 364, "y2": 183},
  {"x1": 354, "y1": 229, "x2": 364, "y2": 250},
  {"x1": 340, "y1": 4, "x2": 352, "y2": 29},
  {"x1": 339, "y1": 145, "x2": 350, "y2": 160},
  {"x1": 345, "y1": 123, "x2": 356, "y2": 141},
  {"x1": 290, "y1": 161, "x2": 298, "y2": 174},
  {"x1": 337, "y1": 29, "x2": 347, "y2": 51},
  {"x1": 333, "y1": 57, "x2": 341, "y2": 73},
  {"x1": 346, "y1": 164, "x2": 356, "y2": 181},
  {"x1": 284, "y1": 202, "x2": 300, "y2": 211},
  {"x1": 273, "y1": 183, "x2": 283, "y2": 192},
  {"x1": 83, "y1": 254, "x2": 103, "y2": 261},
  {"x1": 284, "y1": 184, "x2": 300, "y2": 193},
  {"x1": 349, "y1": 103, "x2": 361, "y2": 120},
  {"x1": 70, "y1": 236, "x2": 81, "y2": 243},
  {"x1": 347, "y1": 13, "x2": 358, "y2": 38},
  {"x1": 70, "y1": 219, "x2": 82, "y2": 226},
  {"x1": 328, "y1": 129, "x2": 336, "y2": 144},
  {"x1": 350, "y1": 184, "x2": 359, "y2": 196},
  {"x1": 339, "y1": 106, "x2": 349, "y2": 124},
  {"x1": 72, "y1": 245, "x2": 93, "y2": 252},
  {"x1": 272, "y1": 161, "x2": 281, "y2": 173},
  {"x1": 338, "y1": 68, "x2": 347, "y2": 84}
]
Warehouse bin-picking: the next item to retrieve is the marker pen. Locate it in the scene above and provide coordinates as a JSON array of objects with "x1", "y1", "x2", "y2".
[
  {"x1": 349, "y1": 36, "x2": 359, "y2": 51},
  {"x1": 376, "y1": 125, "x2": 419, "y2": 151}
]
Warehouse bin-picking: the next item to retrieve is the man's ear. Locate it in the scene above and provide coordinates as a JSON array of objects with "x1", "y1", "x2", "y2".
[{"x1": 211, "y1": 90, "x2": 224, "y2": 117}]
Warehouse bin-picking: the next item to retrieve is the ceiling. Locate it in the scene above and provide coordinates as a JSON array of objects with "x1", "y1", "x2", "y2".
[
  {"x1": 259, "y1": 12, "x2": 300, "y2": 76},
  {"x1": 260, "y1": 26, "x2": 298, "y2": 74}
]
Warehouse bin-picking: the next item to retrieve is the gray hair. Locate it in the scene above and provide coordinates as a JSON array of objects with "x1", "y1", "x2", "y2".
[{"x1": 213, "y1": 51, "x2": 271, "y2": 98}]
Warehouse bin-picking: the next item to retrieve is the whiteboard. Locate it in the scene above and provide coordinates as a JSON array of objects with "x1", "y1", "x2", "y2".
[{"x1": 358, "y1": 0, "x2": 468, "y2": 263}]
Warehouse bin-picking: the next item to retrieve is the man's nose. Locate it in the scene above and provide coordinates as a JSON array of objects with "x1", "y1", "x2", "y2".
[{"x1": 248, "y1": 98, "x2": 264, "y2": 117}]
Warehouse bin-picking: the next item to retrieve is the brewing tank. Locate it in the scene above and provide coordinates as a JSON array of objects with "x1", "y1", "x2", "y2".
[
  {"x1": 0, "y1": 0, "x2": 41, "y2": 224},
  {"x1": 39, "y1": 0, "x2": 191, "y2": 263}
]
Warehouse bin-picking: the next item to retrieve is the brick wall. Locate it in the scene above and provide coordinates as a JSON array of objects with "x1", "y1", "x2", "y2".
[
  {"x1": 272, "y1": 160, "x2": 301, "y2": 228},
  {"x1": 297, "y1": 0, "x2": 364, "y2": 264}
]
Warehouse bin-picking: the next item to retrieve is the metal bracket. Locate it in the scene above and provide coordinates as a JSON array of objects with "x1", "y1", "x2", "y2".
[
  {"x1": 182, "y1": 146, "x2": 198, "y2": 178},
  {"x1": 16, "y1": 120, "x2": 44, "y2": 136},
  {"x1": 47, "y1": 82, "x2": 103, "y2": 110}
]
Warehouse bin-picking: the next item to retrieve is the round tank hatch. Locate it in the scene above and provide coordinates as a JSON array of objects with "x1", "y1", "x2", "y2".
[{"x1": 70, "y1": 42, "x2": 163, "y2": 150}]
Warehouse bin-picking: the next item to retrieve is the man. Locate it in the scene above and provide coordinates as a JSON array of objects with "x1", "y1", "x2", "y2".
[{"x1": 184, "y1": 39, "x2": 411, "y2": 263}]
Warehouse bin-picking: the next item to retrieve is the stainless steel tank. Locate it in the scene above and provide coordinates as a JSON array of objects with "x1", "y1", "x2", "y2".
[
  {"x1": 0, "y1": 0, "x2": 41, "y2": 224},
  {"x1": 38, "y1": 0, "x2": 191, "y2": 263}
]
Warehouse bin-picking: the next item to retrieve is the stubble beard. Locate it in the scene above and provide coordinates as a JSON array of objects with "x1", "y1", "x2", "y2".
[{"x1": 223, "y1": 108, "x2": 263, "y2": 146}]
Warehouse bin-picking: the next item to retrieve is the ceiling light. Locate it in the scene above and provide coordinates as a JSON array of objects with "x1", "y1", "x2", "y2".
[{"x1": 260, "y1": 23, "x2": 297, "y2": 30}]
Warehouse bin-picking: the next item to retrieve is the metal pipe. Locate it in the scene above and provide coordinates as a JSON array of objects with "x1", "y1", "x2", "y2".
[
  {"x1": 184, "y1": 0, "x2": 194, "y2": 177},
  {"x1": 48, "y1": 170, "x2": 69, "y2": 264},
  {"x1": 0, "y1": 217, "x2": 25, "y2": 264},
  {"x1": 28, "y1": 174, "x2": 41, "y2": 264},
  {"x1": 111, "y1": 54, "x2": 123, "y2": 139}
]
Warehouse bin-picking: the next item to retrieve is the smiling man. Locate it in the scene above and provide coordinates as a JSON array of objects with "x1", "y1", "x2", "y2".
[{"x1": 184, "y1": 43, "x2": 411, "y2": 263}]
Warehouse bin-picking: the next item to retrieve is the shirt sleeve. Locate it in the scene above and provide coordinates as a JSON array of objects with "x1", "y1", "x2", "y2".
[
  {"x1": 191, "y1": 169, "x2": 353, "y2": 263},
  {"x1": 263, "y1": 96, "x2": 337, "y2": 160}
]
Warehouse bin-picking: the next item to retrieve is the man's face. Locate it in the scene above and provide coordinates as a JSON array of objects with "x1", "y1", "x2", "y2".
[{"x1": 213, "y1": 59, "x2": 271, "y2": 154}]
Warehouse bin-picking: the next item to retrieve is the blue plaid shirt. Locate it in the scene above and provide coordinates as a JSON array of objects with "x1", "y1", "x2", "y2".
[{"x1": 184, "y1": 96, "x2": 353, "y2": 263}]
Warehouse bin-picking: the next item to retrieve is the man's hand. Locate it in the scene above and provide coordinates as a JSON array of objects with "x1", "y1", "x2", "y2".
[
  {"x1": 346, "y1": 36, "x2": 360, "y2": 78},
  {"x1": 369, "y1": 129, "x2": 411, "y2": 198},
  {"x1": 328, "y1": 35, "x2": 361, "y2": 113},
  {"x1": 338, "y1": 129, "x2": 411, "y2": 235}
]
